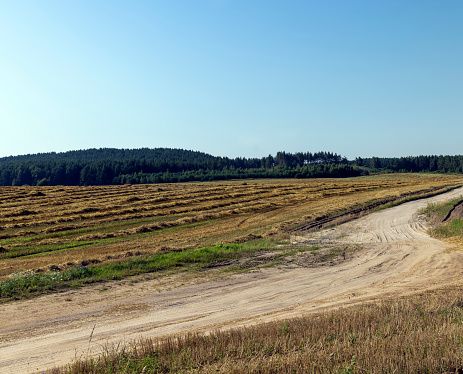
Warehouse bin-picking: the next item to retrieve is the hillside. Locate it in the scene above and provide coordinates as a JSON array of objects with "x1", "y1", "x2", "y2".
[
  {"x1": 0, "y1": 148, "x2": 356, "y2": 186},
  {"x1": 2, "y1": 148, "x2": 463, "y2": 187}
]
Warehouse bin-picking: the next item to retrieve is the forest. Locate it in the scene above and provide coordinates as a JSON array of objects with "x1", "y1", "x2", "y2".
[
  {"x1": 0, "y1": 148, "x2": 462, "y2": 186},
  {"x1": 0, "y1": 148, "x2": 357, "y2": 186},
  {"x1": 356, "y1": 155, "x2": 463, "y2": 173}
]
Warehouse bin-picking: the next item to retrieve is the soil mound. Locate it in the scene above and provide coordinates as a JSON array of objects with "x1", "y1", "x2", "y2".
[{"x1": 443, "y1": 201, "x2": 463, "y2": 222}]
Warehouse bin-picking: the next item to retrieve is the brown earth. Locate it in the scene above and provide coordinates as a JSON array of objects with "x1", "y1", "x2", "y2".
[
  {"x1": 1, "y1": 185, "x2": 463, "y2": 373},
  {"x1": 443, "y1": 200, "x2": 463, "y2": 221}
]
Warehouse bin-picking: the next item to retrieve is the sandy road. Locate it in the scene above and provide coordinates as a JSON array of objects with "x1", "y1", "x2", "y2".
[{"x1": 1, "y1": 187, "x2": 463, "y2": 374}]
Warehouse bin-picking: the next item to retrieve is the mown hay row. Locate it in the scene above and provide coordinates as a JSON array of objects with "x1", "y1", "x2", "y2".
[{"x1": 1, "y1": 175, "x2": 463, "y2": 277}]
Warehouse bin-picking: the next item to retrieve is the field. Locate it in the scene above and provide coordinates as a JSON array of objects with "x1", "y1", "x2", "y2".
[
  {"x1": 1, "y1": 174, "x2": 463, "y2": 281},
  {"x1": 3, "y1": 174, "x2": 463, "y2": 373},
  {"x1": 44, "y1": 189, "x2": 463, "y2": 374}
]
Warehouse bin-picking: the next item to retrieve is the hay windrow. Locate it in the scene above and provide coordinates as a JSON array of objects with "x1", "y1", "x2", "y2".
[{"x1": 0, "y1": 174, "x2": 462, "y2": 278}]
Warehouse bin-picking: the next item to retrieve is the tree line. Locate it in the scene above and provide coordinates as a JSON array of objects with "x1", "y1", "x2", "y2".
[
  {"x1": 0, "y1": 148, "x2": 358, "y2": 186},
  {"x1": 355, "y1": 155, "x2": 463, "y2": 173},
  {"x1": 114, "y1": 164, "x2": 360, "y2": 184}
]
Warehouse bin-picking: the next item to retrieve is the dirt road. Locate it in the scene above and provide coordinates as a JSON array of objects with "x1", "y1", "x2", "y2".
[{"x1": 1, "y1": 187, "x2": 463, "y2": 373}]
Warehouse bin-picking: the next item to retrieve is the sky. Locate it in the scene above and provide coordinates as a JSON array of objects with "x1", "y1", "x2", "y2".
[{"x1": 1, "y1": 1, "x2": 462, "y2": 160}]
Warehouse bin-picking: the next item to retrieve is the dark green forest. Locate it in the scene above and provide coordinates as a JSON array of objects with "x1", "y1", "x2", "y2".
[
  {"x1": 1, "y1": 148, "x2": 462, "y2": 186},
  {"x1": 0, "y1": 148, "x2": 358, "y2": 186},
  {"x1": 355, "y1": 155, "x2": 463, "y2": 173}
]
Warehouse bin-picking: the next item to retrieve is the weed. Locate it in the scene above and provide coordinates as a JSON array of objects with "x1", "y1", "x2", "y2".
[{"x1": 280, "y1": 322, "x2": 290, "y2": 335}]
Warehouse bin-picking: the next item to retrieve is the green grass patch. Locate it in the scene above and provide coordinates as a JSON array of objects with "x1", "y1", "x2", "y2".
[
  {"x1": 433, "y1": 219, "x2": 463, "y2": 238},
  {"x1": 0, "y1": 240, "x2": 272, "y2": 302}
]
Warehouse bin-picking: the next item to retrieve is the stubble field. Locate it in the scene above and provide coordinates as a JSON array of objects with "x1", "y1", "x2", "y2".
[
  {"x1": 1, "y1": 173, "x2": 463, "y2": 280},
  {"x1": 3, "y1": 174, "x2": 463, "y2": 373}
]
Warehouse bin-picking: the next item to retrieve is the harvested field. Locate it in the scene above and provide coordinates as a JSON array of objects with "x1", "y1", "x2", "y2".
[
  {"x1": 1, "y1": 174, "x2": 463, "y2": 279},
  {"x1": 2, "y1": 180, "x2": 463, "y2": 373}
]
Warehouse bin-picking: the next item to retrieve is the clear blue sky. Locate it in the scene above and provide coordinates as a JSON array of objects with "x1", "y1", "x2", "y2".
[{"x1": 1, "y1": 1, "x2": 462, "y2": 160}]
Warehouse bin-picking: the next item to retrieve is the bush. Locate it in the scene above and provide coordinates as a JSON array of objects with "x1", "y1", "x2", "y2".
[{"x1": 37, "y1": 178, "x2": 50, "y2": 186}]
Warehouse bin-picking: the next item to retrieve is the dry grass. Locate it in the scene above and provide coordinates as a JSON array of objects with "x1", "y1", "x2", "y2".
[
  {"x1": 46, "y1": 285, "x2": 463, "y2": 373},
  {"x1": 1, "y1": 174, "x2": 462, "y2": 279}
]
